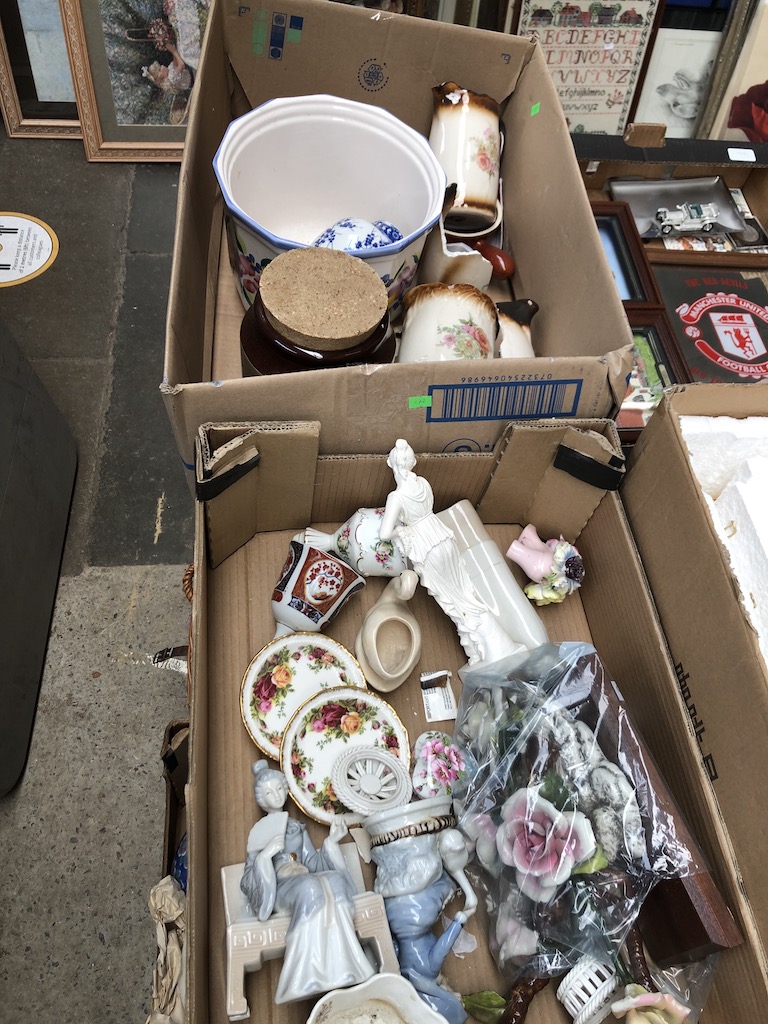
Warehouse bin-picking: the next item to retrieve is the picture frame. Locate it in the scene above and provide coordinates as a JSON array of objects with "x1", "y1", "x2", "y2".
[
  {"x1": 591, "y1": 200, "x2": 664, "y2": 310},
  {"x1": 706, "y1": 0, "x2": 768, "y2": 143},
  {"x1": 616, "y1": 309, "x2": 683, "y2": 443},
  {"x1": 0, "y1": 1, "x2": 80, "y2": 138},
  {"x1": 651, "y1": 263, "x2": 768, "y2": 384},
  {"x1": 510, "y1": 0, "x2": 664, "y2": 135},
  {"x1": 58, "y1": 0, "x2": 210, "y2": 162},
  {"x1": 631, "y1": 27, "x2": 721, "y2": 139},
  {"x1": 696, "y1": 0, "x2": 765, "y2": 139}
]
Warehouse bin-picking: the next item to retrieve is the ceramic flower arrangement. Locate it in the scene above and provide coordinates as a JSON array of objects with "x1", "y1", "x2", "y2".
[{"x1": 452, "y1": 642, "x2": 709, "y2": 1023}]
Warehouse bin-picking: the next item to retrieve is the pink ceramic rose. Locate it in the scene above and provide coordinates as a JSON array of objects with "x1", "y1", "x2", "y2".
[{"x1": 496, "y1": 787, "x2": 597, "y2": 902}]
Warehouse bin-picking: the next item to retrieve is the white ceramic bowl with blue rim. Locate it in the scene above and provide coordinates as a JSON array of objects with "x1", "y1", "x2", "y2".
[{"x1": 213, "y1": 94, "x2": 446, "y2": 317}]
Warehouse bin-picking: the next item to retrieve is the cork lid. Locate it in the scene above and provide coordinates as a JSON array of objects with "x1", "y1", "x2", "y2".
[{"x1": 258, "y1": 247, "x2": 389, "y2": 351}]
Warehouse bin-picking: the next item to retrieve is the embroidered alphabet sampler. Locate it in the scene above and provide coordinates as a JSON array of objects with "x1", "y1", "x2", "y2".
[{"x1": 516, "y1": 0, "x2": 662, "y2": 135}]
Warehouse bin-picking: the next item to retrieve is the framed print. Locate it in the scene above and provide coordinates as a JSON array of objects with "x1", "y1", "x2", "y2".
[
  {"x1": 705, "y1": 0, "x2": 768, "y2": 142},
  {"x1": 512, "y1": 0, "x2": 663, "y2": 135},
  {"x1": 591, "y1": 200, "x2": 664, "y2": 310},
  {"x1": 652, "y1": 264, "x2": 768, "y2": 382},
  {"x1": 631, "y1": 28, "x2": 721, "y2": 138},
  {"x1": 59, "y1": 0, "x2": 210, "y2": 162},
  {"x1": 0, "y1": 0, "x2": 80, "y2": 138},
  {"x1": 616, "y1": 310, "x2": 682, "y2": 443}
]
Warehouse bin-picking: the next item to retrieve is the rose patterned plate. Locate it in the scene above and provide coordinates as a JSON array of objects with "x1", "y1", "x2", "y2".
[
  {"x1": 240, "y1": 634, "x2": 367, "y2": 761},
  {"x1": 280, "y1": 685, "x2": 410, "y2": 824}
]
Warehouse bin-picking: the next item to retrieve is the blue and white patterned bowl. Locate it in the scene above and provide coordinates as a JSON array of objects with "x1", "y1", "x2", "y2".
[{"x1": 214, "y1": 95, "x2": 446, "y2": 318}]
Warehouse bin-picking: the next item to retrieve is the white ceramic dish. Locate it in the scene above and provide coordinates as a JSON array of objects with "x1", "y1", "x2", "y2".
[
  {"x1": 307, "y1": 973, "x2": 448, "y2": 1024},
  {"x1": 280, "y1": 685, "x2": 410, "y2": 824},
  {"x1": 213, "y1": 94, "x2": 446, "y2": 315},
  {"x1": 240, "y1": 634, "x2": 367, "y2": 760}
]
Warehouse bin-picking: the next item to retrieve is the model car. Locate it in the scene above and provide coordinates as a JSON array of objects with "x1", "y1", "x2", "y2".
[{"x1": 654, "y1": 202, "x2": 719, "y2": 234}]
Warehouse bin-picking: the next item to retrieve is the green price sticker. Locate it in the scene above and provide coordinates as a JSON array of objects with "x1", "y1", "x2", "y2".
[{"x1": 408, "y1": 395, "x2": 433, "y2": 409}]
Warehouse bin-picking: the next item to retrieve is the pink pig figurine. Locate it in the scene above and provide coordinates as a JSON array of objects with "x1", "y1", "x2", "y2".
[{"x1": 506, "y1": 524, "x2": 585, "y2": 607}]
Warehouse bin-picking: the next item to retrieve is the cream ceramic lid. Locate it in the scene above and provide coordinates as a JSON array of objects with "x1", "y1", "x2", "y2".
[{"x1": 259, "y1": 247, "x2": 388, "y2": 350}]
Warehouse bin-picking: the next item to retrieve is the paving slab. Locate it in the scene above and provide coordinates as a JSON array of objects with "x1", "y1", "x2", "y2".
[
  {"x1": 0, "y1": 564, "x2": 191, "y2": 1023},
  {"x1": 0, "y1": 135, "x2": 132, "y2": 363}
]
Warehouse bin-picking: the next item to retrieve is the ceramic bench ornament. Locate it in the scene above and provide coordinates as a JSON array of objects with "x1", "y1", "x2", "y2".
[{"x1": 221, "y1": 761, "x2": 399, "y2": 1021}]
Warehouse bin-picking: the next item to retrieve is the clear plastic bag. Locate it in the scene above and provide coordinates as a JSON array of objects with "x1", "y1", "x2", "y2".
[{"x1": 453, "y1": 642, "x2": 710, "y2": 989}]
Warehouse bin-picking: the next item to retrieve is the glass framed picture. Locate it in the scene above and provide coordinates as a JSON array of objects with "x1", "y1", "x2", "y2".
[
  {"x1": 616, "y1": 310, "x2": 683, "y2": 443},
  {"x1": 59, "y1": 0, "x2": 210, "y2": 162},
  {"x1": 591, "y1": 200, "x2": 664, "y2": 309},
  {"x1": 0, "y1": 0, "x2": 80, "y2": 138}
]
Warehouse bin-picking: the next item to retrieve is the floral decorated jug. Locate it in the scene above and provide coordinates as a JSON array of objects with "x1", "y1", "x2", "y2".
[
  {"x1": 305, "y1": 507, "x2": 409, "y2": 577},
  {"x1": 429, "y1": 82, "x2": 502, "y2": 235}
]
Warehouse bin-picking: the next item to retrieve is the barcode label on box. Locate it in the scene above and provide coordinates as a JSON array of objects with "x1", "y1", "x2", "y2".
[{"x1": 425, "y1": 379, "x2": 582, "y2": 422}]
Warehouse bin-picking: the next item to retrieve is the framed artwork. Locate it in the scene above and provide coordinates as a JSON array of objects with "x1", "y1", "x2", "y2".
[
  {"x1": 0, "y1": 0, "x2": 80, "y2": 138},
  {"x1": 58, "y1": 0, "x2": 210, "y2": 162},
  {"x1": 591, "y1": 200, "x2": 664, "y2": 310},
  {"x1": 631, "y1": 27, "x2": 721, "y2": 138},
  {"x1": 706, "y1": 0, "x2": 768, "y2": 142},
  {"x1": 511, "y1": 0, "x2": 664, "y2": 135},
  {"x1": 652, "y1": 264, "x2": 768, "y2": 382},
  {"x1": 616, "y1": 310, "x2": 682, "y2": 442}
]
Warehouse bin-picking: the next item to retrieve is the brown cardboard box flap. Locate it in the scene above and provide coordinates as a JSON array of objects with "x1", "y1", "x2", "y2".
[
  {"x1": 222, "y1": 1, "x2": 531, "y2": 135},
  {"x1": 199, "y1": 420, "x2": 623, "y2": 566},
  {"x1": 196, "y1": 421, "x2": 320, "y2": 567},
  {"x1": 479, "y1": 420, "x2": 624, "y2": 536},
  {"x1": 622, "y1": 382, "x2": 768, "y2": 969}
]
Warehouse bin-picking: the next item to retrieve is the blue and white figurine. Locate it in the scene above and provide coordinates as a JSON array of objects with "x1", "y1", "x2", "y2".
[{"x1": 313, "y1": 217, "x2": 404, "y2": 252}]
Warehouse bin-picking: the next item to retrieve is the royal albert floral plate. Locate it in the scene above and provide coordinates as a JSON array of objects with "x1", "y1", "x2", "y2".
[
  {"x1": 240, "y1": 634, "x2": 367, "y2": 761},
  {"x1": 280, "y1": 685, "x2": 410, "y2": 824}
]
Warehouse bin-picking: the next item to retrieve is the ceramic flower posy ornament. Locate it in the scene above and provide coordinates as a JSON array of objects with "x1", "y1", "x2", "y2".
[{"x1": 506, "y1": 523, "x2": 585, "y2": 606}]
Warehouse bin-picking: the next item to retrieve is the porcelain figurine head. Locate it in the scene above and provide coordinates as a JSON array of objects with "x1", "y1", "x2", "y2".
[{"x1": 252, "y1": 760, "x2": 289, "y2": 813}]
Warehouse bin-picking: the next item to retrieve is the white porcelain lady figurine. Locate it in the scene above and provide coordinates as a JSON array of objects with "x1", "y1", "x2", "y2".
[
  {"x1": 240, "y1": 761, "x2": 375, "y2": 1004},
  {"x1": 379, "y1": 439, "x2": 522, "y2": 666}
]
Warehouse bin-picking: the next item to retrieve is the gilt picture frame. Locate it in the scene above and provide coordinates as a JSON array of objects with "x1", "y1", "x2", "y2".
[
  {"x1": 58, "y1": 0, "x2": 209, "y2": 162},
  {"x1": 0, "y1": 1, "x2": 80, "y2": 138}
]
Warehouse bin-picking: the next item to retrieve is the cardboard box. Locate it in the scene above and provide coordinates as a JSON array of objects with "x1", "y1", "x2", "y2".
[
  {"x1": 185, "y1": 417, "x2": 766, "y2": 1024},
  {"x1": 163, "y1": 0, "x2": 636, "y2": 484},
  {"x1": 573, "y1": 134, "x2": 768, "y2": 269},
  {"x1": 622, "y1": 382, "x2": 768, "y2": 980}
]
